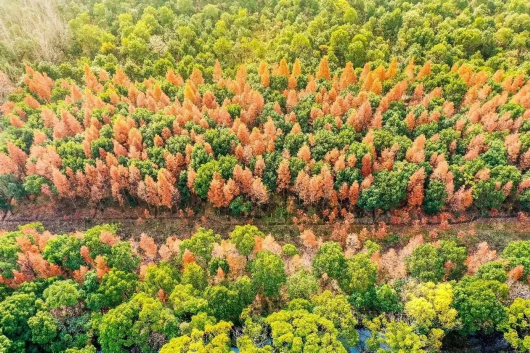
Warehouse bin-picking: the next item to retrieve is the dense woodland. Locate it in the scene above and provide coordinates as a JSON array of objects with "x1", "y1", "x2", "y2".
[
  {"x1": 1, "y1": 0, "x2": 530, "y2": 352},
  {"x1": 0, "y1": 222, "x2": 526, "y2": 352},
  {"x1": 1, "y1": 0, "x2": 530, "y2": 222}
]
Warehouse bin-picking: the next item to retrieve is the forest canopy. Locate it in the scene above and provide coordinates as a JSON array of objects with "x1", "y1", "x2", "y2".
[
  {"x1": 1, "y1": 0, "x2": 530, "y2": 223},
  {"x1": 0, "y1": 222, "x2": 523, "y2": 352},
  {"x1": 1, "y1": 0, "x2": 530, "y2": 352}
]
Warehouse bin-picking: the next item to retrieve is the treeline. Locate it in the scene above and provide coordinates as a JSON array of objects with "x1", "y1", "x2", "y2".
[
  {"x1": 1, "y1": 57, "x2": 530, "y2": 221},
  {"x1": 0, "y1": 222, "x2": 528, "y2": 352}
]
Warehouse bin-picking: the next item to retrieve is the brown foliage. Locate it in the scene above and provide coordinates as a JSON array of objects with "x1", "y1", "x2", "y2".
[
  {"x1": 465, "y1": 242, "x2": 497, "y2": 275},
  {"x1": 139, "y1": 233, "x2": 158, "y2": 260},
  {"x1": 208, "y1": 172, "x2": 227, "y2": 208},
  {"x1": 407, "y1": 168, "x2": 426, "y2": 207},
  {"x1": 277, "y1": 159, "x2": 291, "y2": 191},
  {"x1": 316, "y1": 57, "x2": 331, "y2": 80}
]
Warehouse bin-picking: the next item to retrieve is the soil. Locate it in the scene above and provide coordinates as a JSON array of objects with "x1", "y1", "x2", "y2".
[{"x1": 1, "y1": 207, "x2": 529, "y2": 252}]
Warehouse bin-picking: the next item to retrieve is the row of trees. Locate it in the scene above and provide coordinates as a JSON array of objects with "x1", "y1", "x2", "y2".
[
  {"x1": 0, "y1": 222, "x2": 528, "y2": 352},
  {"x1": 1, "y1": 57, "x2": 530, "y2": 221}
]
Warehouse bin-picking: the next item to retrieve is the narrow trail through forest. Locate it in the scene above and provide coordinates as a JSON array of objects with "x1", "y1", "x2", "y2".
[{"x1": 1, "y1": 214, "x2": 527, "y2": 251}]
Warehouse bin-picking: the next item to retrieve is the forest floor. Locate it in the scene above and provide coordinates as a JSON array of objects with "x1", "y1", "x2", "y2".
[{"x1": 1, "y1": 205, "x2": 529, "y2": 252}]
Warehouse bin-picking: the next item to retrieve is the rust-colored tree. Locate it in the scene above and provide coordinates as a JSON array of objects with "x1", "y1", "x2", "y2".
[{"x1": 316, "y1": 57, "x2": 331, "y2": 80}]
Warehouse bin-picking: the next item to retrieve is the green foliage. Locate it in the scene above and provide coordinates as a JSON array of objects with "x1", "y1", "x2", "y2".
[
  {"x1": 404, "y1": 282, "x2": 459, "y2": 332},
  {"x1": 286, "y1": 270, "x2": 318, "y2": 300},
  {"x1": 424, "y1": 180, "x2": 447, "y2": 214},
  {"x1": 229, "y1": 225, "x2": 263, "y2": 257},
  {"x1": 372, "y1": 284, "x2": 403, "y2": 313},
  {"x1": 0, "y1": 231, "x2": 20, "y2": 279},
  {"x1": 251, "y1": 251, "x2": 286, "y2": 297},
  {"x1": 43, "y1": 235, "x2": 84, "y2": 271},
  {"x1": 367, "y1": 316, "x2": 429, "y2": 353},
  {"x1": 159, "y1": 320, "x2": 232, "y2": 353},
  {"x1": 312, "y1": 241, "x2": 346, "y2": 279},
  {"x1": 502, "y1": 241, "x2": 530, "y2": 278},
  {"x1": 208, "y1": 257, "x2": 229, "y2": 276},
  {"x1": 476, "y1": 262, "x2": 507, "y2": 283},
  {"x1": 142, "y1": 261, "x2": 180, "y2": 296},
  {"x1": 179, "y1": 228, "x2": 220, "y2": 267},
  {"x1": 0, "y1": 175, "x2": 25, "y2": 211},
  {"x1": 407, "y1": 241, "x2": 467, "y2": 282},
  {"x1": 502, "y1": 298, "x2": 530, "y2": 352},
  {"x1": 28, "y1": 311, "x2": 57, "y2": 345},
  {"x1": 106, "y1": 241, "x2": 140, "y2": 272},
  {"x1": 229, "y1": 196, "x2": 251, "y2": 216},
  {"x1": 83, "y1": 224, "x2": 117, "y2": 258},
  {"x1": 282, "y1": 244, "x2": 298, "y2": 257},
  {"x1": 206, "y1": 284, "x2": 249, "y2": 323},
  {"x1": 264, "y1": 308, "x2": 348, "y2": 352},
  {"x1": 87, "y1": 269, "x2": 138, "y2": 311},
  {"x1": 181, "y1": 262, "x2": 208, "y2": 291},
  {"x1": 312, "y1": 291, "x2": 359, "y2": 346},
  {"x1": 169, "y1": 284, "x2": 208, "y2": 318},
  {"x1": 359, "y1": 163, "x2": 417, "y2": 211},
  {"x1": 453, "y1": 276, "x2": 508, "y2": 335},
  {"x1": 473, "y1": 180, "x2": 507, "y2": 210},
  {"x1": 340, "y1": 253, "x2": 377, "y2": 295},
  {"x1": 43, "y1": 280, "x2": 81, "y2": 309},
  {"x1": 0, "y1": 293, "x2": 37, "y2": 345},
  {"x1": 98, "y1": 293, "x2": 179, "y2": 353}
]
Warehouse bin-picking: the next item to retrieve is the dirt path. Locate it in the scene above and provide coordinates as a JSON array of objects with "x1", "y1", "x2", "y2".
[{"x1": 1, "y1": 214, "x2": 529, "y2": 251}]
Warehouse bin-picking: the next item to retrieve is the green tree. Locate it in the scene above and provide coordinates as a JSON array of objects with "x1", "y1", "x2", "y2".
[
  {"x1": 286, "y1": 270, "x2": 318, "y2": 300},
  {"x1": 213, "y1": 37, "x2": 233, "y2": 63},
  {"x1": 159, "y1": 321, "x2": 232, "y2": 353},
  {"x1": 169, "y1": 284, "x2": 208, "y2": 318},
  {"x1": 251, "y1": 251, "x2": 286, "y2": 297},
  {"x1": 141, "y1": 261, "x2": 180, "y2": 296},
  {"x1": 0, "y1": 175, "x2": 25, "y2": 212},
  {"x1": 229, "y1": 225, "x2": 264, "y2": 257},
  {"x1": 347, "y1": 40, "x2": 366, "y2": 67},
  {"x1": 453, "y1": 276, "x2": 508, "y2": 335},
  {"x1": 340, "y1": 253, "x2": 377, "y2": 296},
  {"x1": 87, "y1": 269, "x2": 138, "y2": 311},
  {"x1": 329, "y1": 28, "x2": 350, "y2": 65},
  {"x1": 264, "y1": 308, "x2": 348, "y2": 352},
  {"x1": 206, "y1": 285, "x2": 247, "y2": 323},
  {"x1": 83, "y1": 224, "x2": 117, "y2": 258},
  {"x1": 290, "y1": 33, "x2": 311, "y2": 60},
  {"x1": 367, "y1": 316, "x2": 428, "y2": 353},
  {"x1": 502, "y1": 298, "x2": 530, "y2": 352},
  {"x1": 43, "y1": 235, "x2": 84, "y2": 271},
  {"x1": 176, "y1": 0, "x2": 194, "y2": 14},
  {"x1": 98, "y1": 293, "x2": 179, "y2": 353},
  {"x1": 0, "y1": 231, "x2": 21, "y2": 279},
  {"x1": 359, "y1": 163, "x2": 416, "y2": 212},
  {"x1": 407, "y1": 241, "x2": 467, "y2": 282},
  {"x1": 28, "y1": 311, "x2": 57, "y2": 345},
  {"x1": 0, "y1": 293, "x2": 37, "y2": 347},
  {"x1": 179, "y1": 228, "x2": 220, "y2": 267},
  {"x1": 312, "y1": 291, "x2": 359, "y2": 346},
  {"x1": 181, "y1": 262, "x2": 207, "y2": 291},
  {"x1": 312, "y1": 241, "x2": 346, "y2": 279},
  {"x1": 43, "y1": 280, "x2": 81, "y2": 309},
  {"x1": 423, "y1": 180, "x2": 447, "y2": 214},
  {"x1": 106, "y1": 241, "x2": 140, "y2": 272},
  {"x1": 404, "y1": 282, "x2": 459, "y2": 332},
  {"x1": 502, "y1": 241, "x2": 530, "y2": 278},
  {"x1": 475, "y1": 262, "x2": 507, "y2": 283}
]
